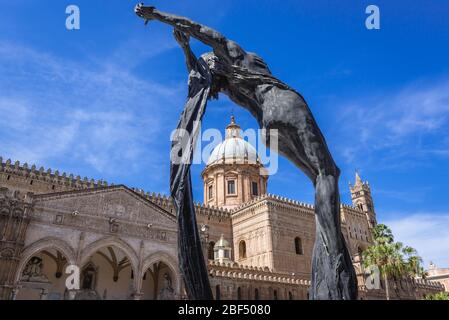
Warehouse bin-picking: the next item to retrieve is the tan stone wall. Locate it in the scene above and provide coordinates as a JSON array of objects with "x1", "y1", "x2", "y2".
[
  {"x1": 202, "y1": 164, "x2": 267, "y2": 210},
  {"x1": 427, "y1": 267, "x2": 449, "y2": 292},
  {"x1": 207, "y1": 261, "x2": 310, "y2": 300},
  {"x1": 0, "y1": 158, "x2": 108, "y2": 196},
  {"x1": 231, "y1": 201, "x2": 274, "y2": 269}
]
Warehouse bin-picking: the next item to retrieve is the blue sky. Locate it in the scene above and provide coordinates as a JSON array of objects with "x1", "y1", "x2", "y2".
[{"x1": 0, "y1": 1, "x2": 448, "y2": 266}]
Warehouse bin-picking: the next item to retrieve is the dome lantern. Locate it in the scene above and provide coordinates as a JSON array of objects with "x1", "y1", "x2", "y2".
[{"x1": 213, "y1": 234, "x2": 232, "y2": 263}]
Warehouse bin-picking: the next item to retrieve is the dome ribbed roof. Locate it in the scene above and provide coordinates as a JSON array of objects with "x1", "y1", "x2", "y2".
[{"x1": 206, "y1": 116, "x2": 260, "y2": 166}]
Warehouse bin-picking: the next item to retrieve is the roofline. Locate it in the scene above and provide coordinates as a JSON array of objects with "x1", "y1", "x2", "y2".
[{"x1": 33, "y1": 184, "x2": 176, "y2": 221}]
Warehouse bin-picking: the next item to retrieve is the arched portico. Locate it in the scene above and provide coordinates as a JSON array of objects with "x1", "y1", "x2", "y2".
[
  {"x1": 78, "y1": 237, "x2": 139, "y2": 300},
  {"x1": 139, "y1": 251, "x2": 180, "y2": 299},
  {"x1": 14, "y1": 237, "x2": 76, "y2": 300}
]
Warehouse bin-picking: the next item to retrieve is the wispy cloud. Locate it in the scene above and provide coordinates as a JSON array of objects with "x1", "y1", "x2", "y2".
[
  {"x1": 333, "y1": 80, "x2": 449, "y2": 169},
  {"x1": 384, "y1": 213, "x2": 449, "y2": 267},
  {"x1": 0, "y1": 40, "x2": 184, "y2": 187}
]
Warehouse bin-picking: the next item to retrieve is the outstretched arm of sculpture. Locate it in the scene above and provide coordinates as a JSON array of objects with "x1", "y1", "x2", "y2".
[
  {"x1": 173, "y1": 29, "x2": 197, "y2": 72},
  {"x1": 135, "y1": 4, "x2": 246, "y2": 64}
]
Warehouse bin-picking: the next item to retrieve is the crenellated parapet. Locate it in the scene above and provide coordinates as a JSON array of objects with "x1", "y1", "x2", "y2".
[
  {"x1": 230, "y1": 193, "x2": 316, "y2": 220},
  {"x1": 208, "y1": 260, "x2": 311, "y2": 287},
  {"x1": 0, "y1": 157, "x2": 110, "y2": 194},
  {"x1": 411, "y1": 278, "x2": 445, "y2": 290}
]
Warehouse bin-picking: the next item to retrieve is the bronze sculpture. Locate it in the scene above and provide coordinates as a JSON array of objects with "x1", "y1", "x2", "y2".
[{"x1": 135, "y1": 4, "x2": 357, "y2": 300}]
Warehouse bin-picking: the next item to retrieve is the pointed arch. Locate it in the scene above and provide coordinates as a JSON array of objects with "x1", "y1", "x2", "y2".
[
  {"x1": 15, "y1": 237, "x2": 76, "y2": 283},
  {"x1": 140, "y1": 251, "x2": 180, "y2": 294},
  {"x1": 80, "y1": 236, "x2": 139, "y2": 274}
]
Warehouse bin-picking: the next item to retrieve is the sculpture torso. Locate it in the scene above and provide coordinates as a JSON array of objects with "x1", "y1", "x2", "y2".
[{"x1": 202, "y1": 51, "x2": 288, "y2": 124}]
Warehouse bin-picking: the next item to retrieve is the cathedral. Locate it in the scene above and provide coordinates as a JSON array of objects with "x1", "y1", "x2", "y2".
[{"x1": 0, "y1": 117, "x2": 444, "y2": 300}]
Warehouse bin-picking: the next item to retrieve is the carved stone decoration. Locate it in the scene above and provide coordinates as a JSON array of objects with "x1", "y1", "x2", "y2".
[
  {"x1": 158, "y1": 273, "x2": 175, "y2": 300},
  {"x1": 21, "y1": 256, "x2": 49, "y2": 283},
  {"x1": 135, "y1": 4, "x2": 358, "y2": 300},
  {"x1": 0, "y1": 187, "x2": 32, "y2": 299},
  {"x1": 81, "y1": 262, "x2": 97, "y2": 290}
]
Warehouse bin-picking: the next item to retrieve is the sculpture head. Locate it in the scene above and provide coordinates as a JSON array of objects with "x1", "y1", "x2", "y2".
[{"x1": 200, "y1": 52, "x2": 220, "y2": 71}]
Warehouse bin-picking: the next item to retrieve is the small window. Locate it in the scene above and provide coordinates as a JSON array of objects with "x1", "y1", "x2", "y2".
[
  {"x1": 237, "y1": 287, "x2": 242, "y2": 300},
  {"x1": 295, "y1": 237, "x2": 303, "y2": 255},
  {"x1": 6, "y1": 175, "x2": 10, "y2": 181},
  {"x1": 208, "y1": 185, "x2": 213, "y2": 199},
  {"x1": 251, "y1": 182, "x2": 259, "y2": 196},
  {"x1": 254, "y1": 288, "x2": 259, "y2": 300},
  {"x1": 273, "y1": 290, "x2": 278, "y2": 300},
  {"x1": 30, "y1": 180, "x2": 33, "y2": 185},
  {"x1": 227, "y1": 180, "x2": 236, "y2": 195},
  {"x1": 289, "y1": 291, "x2": 293, "y2": 300},
  {"x1": 239, "y1": 240, "x2": 246, "y2": 259},
  {"x1": 207, "y1": 241, "x2": 215, "y2": 260},
  {"x1": 215, "y1": 285, "x2": 221, "y2": 300}
]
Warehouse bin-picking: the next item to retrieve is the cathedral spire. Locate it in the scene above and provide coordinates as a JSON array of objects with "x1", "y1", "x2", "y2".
[{"x1": 355, "y1": 170, "x2": 363, "y2": 186}]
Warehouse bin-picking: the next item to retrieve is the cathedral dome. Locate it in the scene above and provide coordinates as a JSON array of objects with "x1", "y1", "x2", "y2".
[
  {"x1": 206, "y1": 116, "x2": 259, "y2": 166},
  {"x1": 202, "y1": 116, "x2": 268, "y2": 209}
]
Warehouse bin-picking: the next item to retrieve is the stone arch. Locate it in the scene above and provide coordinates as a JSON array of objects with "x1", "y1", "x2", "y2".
[
  {"x1": 353, "y1": 242, "x2": 367, "y2": 258},
  {"x1": 79, "y1": 236, "x2": 140, "y2": 296},
  {"x1": 15, "y1": 237, "x2": 76, "y2": 283},
  {"x1": 80, "y1": 236, "x2": 139, "y2": 275},
  {"x1": 140, "y1": 251, "x2": 180, "y2": 295}
]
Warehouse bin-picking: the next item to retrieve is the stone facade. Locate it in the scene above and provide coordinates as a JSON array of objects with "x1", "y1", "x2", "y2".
[
  {"x1": 427, "y1": 263, "x2": 449, "y2": 292},
  {"x1": 0, "y1": 119, "x2": 445, "y2": 300}
]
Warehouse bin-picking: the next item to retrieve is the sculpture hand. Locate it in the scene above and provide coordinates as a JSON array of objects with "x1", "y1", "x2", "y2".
[
  {"x1": 134, "y1": 3, "x2": 156, "y2": 20},
  {"x1": 173, "y1": 29, "x2": 190, "y2": 47}
]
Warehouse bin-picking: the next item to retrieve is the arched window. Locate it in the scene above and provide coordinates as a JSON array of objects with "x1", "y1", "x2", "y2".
[
  {"x1": 294, "y1": 237, "x2": 303, "y2": 255},
  {"x1": 237, "y1": 287, "x2": 242, "y2": 300},
  {"x1": 239, "y1": 240, "x2": 247, "y2": 259},
  {"x1": 207, "y1": 241, "x2": 215, "y2": 260},
  {"x1": 215, "y1": 285, "x2": 221, "y2": 300},
  {"x1": 254, "y1": 288, "x2": 259, "y2": 300}
]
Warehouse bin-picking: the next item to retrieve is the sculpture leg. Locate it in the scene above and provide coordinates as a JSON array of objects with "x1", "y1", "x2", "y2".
[
  {"x1": 176, "y1": 172, "x2": 214, "y2": 300},
  {"x1": 256, "y1": 85, "x2": 357, "y2": 300},
  {"x1": 311, "y1": 173, "x2": 357, "y2": 299}
]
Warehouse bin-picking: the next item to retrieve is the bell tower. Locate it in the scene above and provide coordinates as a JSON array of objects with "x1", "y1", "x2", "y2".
[{"x1": 350, "y1": 172, "x2": 376, "y2": 228}]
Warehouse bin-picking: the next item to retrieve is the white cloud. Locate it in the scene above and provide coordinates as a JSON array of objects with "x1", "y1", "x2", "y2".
[
  {"x1": 0, "y1": 40, "x2": 184, "y2": 186},
  {"x1": 335, "y1": 80, "x2": 449, "y2": 168},
  {"x1": 383, "y1": 213, "x2": 449, "y2": 268}
]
